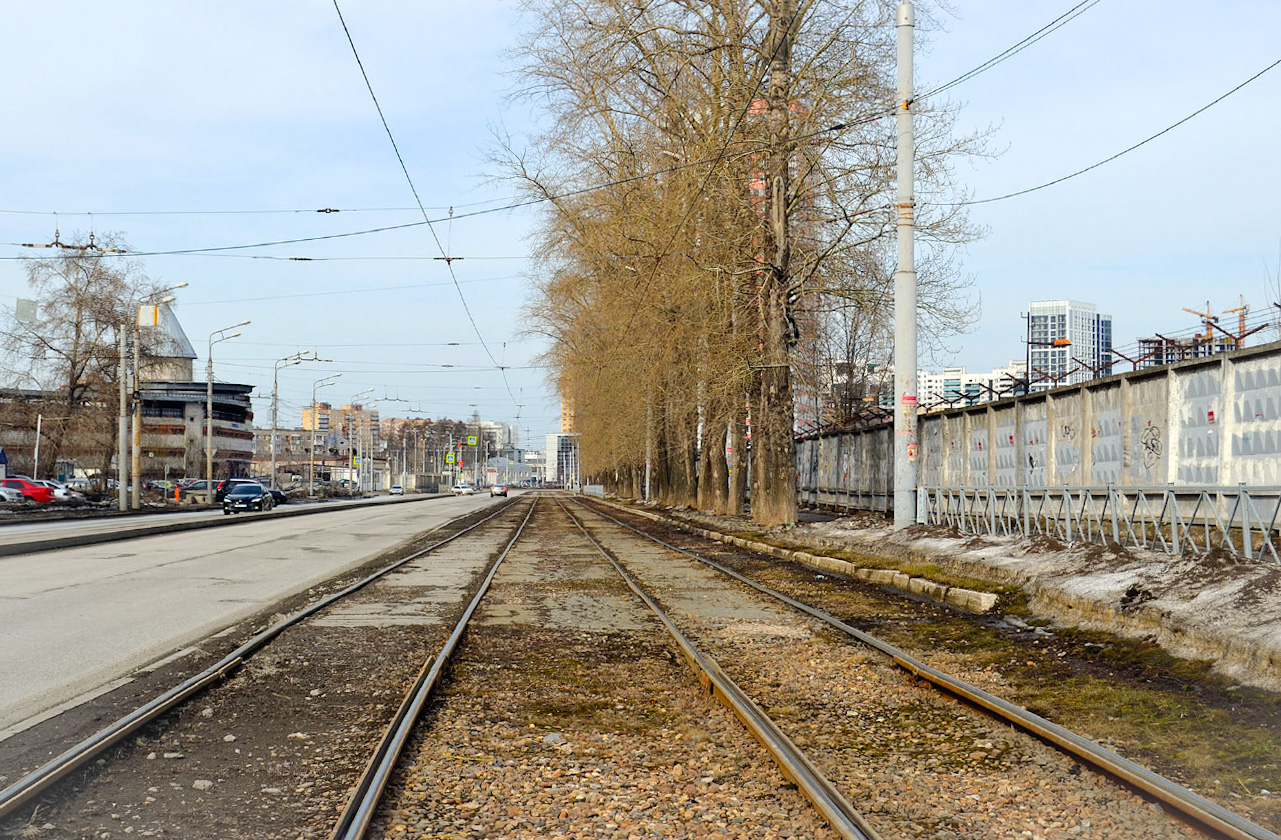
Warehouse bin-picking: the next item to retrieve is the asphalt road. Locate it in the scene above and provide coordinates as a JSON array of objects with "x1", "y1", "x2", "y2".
[{"x1": 0, "y1": 492, "x2": 509, "y2": 736}]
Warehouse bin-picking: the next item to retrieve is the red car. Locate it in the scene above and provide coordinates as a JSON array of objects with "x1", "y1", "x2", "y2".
[{"x1": 1, "y1": 478, "x2": 54, "y2": 503}]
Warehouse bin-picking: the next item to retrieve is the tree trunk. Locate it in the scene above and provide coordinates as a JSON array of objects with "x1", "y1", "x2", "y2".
[
  {"x1": 728, "y1": 396, "x2": 747, "y2": 515},
  {"x1": 752, "y1": 0, "x2": 799, "y2": 527}
]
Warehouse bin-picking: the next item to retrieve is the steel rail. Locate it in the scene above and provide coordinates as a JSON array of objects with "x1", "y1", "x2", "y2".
[
  {"x1": 0, "y1": 499, "x2": 521, "y2": 822},
  {"x1": 557, "y1": 500, "x2": 881, "y2": 840},
  {"x1": 328, "y1": 497, "x2": 539, "y2": 840},
  {"x1": 576, "y1": 498, "x2": 1280, "y2": 840}
]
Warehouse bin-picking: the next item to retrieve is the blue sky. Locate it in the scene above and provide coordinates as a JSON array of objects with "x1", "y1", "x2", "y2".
[{"x1": 2, "y1": 1, "x2": 1278, "y2": 446}]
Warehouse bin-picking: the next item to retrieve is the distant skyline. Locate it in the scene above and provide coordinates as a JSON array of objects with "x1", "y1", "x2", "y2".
[{"x1": 2, "y1": 2, "x2": 1279, "y2": 448}]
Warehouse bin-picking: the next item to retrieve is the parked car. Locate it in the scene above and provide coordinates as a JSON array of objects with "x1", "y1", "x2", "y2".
[
  {"x1": 0, "y1": 486, "x2": 26, "y2": 504},
  {"x1": 389, "y1": 485, "x2": 404, "y2": 495},
  {"x1": 0, "y1": 478, "x2": 54, "y2": 503},
  {"x1": 222, "y1": 483, "x2": 274, "y2": 514},
  {"x1": 451, "y1": 483, "x2": 475, "y2": 495},
  {"x1": 490, "y1": 484, "x2": 508, "y2": 497},
  {"x1": 215, "y1": 478, "x2": 259, "y2": 503},
  {"x1": 267, "y1": 488, "x2": 289, "y2": 506},
  {"x1": 37, "y1": 480, "x2": 85, "y2": 504},
  {"x1": 178, "y1": 480, "x2": 215, "y2": 501}
]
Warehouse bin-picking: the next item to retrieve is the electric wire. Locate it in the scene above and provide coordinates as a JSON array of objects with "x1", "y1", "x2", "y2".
[
  {"x1": 917, "y1": 1, "x2": 1101, "y2": 102},
  {"x1": 178, "y1": 274, "x2": 518, "y2": 307},
  {"x1": 331, "y1": 0, "x2": 520, "y2": 411},
  {"x1": 941, "y1": 56, "x2": 1281, "y2": 207}
]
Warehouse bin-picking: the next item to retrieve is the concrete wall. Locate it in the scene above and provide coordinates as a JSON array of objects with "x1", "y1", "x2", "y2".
[{"x1": 798, "y1": 341, "x2": 1281, "y2": 509}]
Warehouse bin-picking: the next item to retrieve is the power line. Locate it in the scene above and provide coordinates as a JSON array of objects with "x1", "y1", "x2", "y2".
[
  {"x1": 941, "y1": 57, "x2": 1281, "y2": 207},
  {"x1": 331, "y1": 0, "x2": 522, "y2": 413},
  {"x1": 179, "y1": 274, "x2": 518, "y2": 307},
  {"x1": 919, "y1": 1, "x2": 1102, "y2": 102}
]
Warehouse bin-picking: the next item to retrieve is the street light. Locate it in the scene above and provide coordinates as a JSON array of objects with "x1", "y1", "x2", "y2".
[
  {"x1": 206, "y1": 320, "x2": 249, "y2": 502},
  {"x1": 309, "y1": 374, "x2": 342, "y2": 496},
  {"x1": 271, "y1": 350, "x2": 319, "y2": 489},
  {"x1": 131, "y1": 289, "x2": 185, "y2": 509},
  {"x1": 348, "y1": 388, "x2": 375, "y2": 493},
  {"x1": 118, "y1": 281, "x2": 188, "y2": 512}
]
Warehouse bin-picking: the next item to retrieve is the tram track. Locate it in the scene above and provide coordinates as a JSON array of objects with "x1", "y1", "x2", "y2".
[
  {"x1": 0, "y1": 498, "x2": 528, "y2": 837},
  {"x1": 2, "y1": 492, "x2": 1274, "y2": 839},
  {"x1": 566, "y1": 497, "x2": 1281, "y2": 840}
]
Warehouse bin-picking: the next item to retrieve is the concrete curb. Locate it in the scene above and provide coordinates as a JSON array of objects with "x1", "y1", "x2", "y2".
[
  {"x1": 596, "y1": 499, "x2": 999, "y2": 614},
  {"x1": 0, "y1": 494, "x2": 448, "y2": 558}
]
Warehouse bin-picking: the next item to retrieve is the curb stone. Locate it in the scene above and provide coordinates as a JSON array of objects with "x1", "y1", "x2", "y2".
[{"x1": 598, "y1": 498, "x2": 999, "y2": 615}]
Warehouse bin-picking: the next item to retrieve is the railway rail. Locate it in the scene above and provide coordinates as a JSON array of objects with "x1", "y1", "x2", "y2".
[{"x1": 0, "y1": 492, "x2": 1274, "y2": 839}]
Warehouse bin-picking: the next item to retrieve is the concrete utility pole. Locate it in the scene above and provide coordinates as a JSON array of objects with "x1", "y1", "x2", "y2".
[
  {"x1": 893, "y1": 0, "x2": 919, "y2": 530},
  {"x1": 118, "y1": 326, "x2": 128, "y2": 511},
  {"x1": 309, "y1": 374, "x2": 341, "y2": 496},
  {"x1": 207, "y1": 320, "x2": 249, "y2": 501},
  {"x1": 272, "y1": 350, "x2": 316, "y2": 490}
]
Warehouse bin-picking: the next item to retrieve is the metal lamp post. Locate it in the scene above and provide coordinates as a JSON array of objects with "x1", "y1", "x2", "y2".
[
  {"x1": 206, "y1": 320, "x2": 249, "y2": 502},
  {"x1": 347, "y1": 389, "x2": 374, "y2": 494},
  {"x1": 271, "y1": 350, "x2": 316, "y2": 490},
  {"x1": 309, "y1": 374, "x2": 342, "y2": 496},
  {"x1": 131, "y1": 288, "x2": 185, "y2": 509},
  {"x1": 118, "y1": 281, "x2": 188, "y2": 511}
]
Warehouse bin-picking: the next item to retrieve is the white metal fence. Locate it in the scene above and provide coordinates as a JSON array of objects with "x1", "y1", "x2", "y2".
[{"x1": 919, "y1": 484, "x2": 1281, "y2": 562}]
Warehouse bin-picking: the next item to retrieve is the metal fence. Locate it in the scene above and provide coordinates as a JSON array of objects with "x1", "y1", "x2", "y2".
[{"x1": 919, "y1": 485, "x2": 1281, "y2": 563}]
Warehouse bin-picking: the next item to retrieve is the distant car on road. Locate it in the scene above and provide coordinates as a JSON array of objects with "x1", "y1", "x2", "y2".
[
  {"x1": 222, "y1": 483, "x2": 274, "y2": 514},
  {"x1": 490, "y1": 484, "x2": 508, "y2": 497},
  {"x1": 389, "y1": 485, "x2": 404, "y2": 495},
  {"x1": 0, "y1": 478, "x2": 53, "y2": 504},
  {"x1": 450, "y1": 483, "x2": 475, "y2": 496}
]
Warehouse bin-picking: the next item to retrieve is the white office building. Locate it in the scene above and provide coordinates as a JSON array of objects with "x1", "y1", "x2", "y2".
[
  {"x1": 1027, "y1": 300, "x2": 1113, "y2": 392},
  {"x1": 544, "y1": 433, "x2": 581, "y2": 487},
  {"x1": 918, "y1": 360, "x2": 1029, "y2": 409}
]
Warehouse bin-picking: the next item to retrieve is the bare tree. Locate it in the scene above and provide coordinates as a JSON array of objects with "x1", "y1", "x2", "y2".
[
  {"x1": 0, "y1": 234, "x2": 160, "y2": 478},
  {"x1": 504, "y1": 0, "x2": 986, "y2": 523}
]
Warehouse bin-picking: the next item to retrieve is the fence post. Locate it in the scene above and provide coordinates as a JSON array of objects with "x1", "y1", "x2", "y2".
[
  {"x1": 1240, "y1": 483, "x2": 1253, "y2": 561},
  {"x1": 1108, "y1": 484, "x2": 1120, "y2": 546},
  {"x1": 1060, "y1": 486, "x2": 1070, "y2": 545}
]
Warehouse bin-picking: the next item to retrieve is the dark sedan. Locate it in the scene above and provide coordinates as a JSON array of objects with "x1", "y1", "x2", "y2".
[{"x1": 222, "y1": 483, "x2": 275, "y2": 514}]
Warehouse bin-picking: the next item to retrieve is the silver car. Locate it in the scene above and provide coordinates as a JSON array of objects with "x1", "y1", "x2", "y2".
[{"x1": 37, "y1": 480, "x2": 85, "y2": 504}]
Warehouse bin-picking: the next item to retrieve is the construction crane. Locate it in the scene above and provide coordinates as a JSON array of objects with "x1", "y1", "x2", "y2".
[
  {"x1": 1182, "y1": 301, "x2": 1218, "y2": 342},
  {"x1": 1222, "y1": 296, "x2": 1249, "y2": 346}
]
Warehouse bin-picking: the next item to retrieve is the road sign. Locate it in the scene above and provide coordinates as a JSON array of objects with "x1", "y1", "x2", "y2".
[
  {"x1": 446, "y1": 453, "x2": 455, "y2": 464},
  {"x1": 467, "y1": 436, "x2": 478, "y2": 446}
]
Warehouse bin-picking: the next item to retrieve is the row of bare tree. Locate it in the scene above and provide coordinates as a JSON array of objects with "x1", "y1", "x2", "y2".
[{"x1": 500, "y1": 0, "x2": 983, "y2": 524}]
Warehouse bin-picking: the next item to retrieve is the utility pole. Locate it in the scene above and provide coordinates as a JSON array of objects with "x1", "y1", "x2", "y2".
[
  {"x1": 132, "y1": 316, "x2": 141, "y2": 508},
  {"x1": 129, "y1": 287, "x2": 185, "y2": 508},
  {"x1": 892, "y1": 0, "x2": 919, "y2": 530},
  {"x1": 117, "y1": 325, "x2": 128, "y2": 511},
  {"x1": 272, "y1": 351, "x2": 318, "y2": 490}
]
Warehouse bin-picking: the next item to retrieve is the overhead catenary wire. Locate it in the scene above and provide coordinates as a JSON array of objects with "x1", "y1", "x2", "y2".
[
  {"x1": 917, "y1": 0, "x2": 1101, "y2": 102},
  {"x1": 0, "y1": 1, "x2": 1097, "y2": 229},
  {"x1": 330, "y1": 0, "x2": 520, "y2": 411},
  {"x1": 0, "y1": 1, "x2": 1161, "y2": 270},
  {"x1": 938, "y1": 56, "x2": 1281, "y2": 207}
]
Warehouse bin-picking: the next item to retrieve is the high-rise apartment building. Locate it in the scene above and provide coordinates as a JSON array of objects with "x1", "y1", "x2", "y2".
[
  {"x1": 559, "y1": 397, "x2": 575, "y2": 433},
  {"x1": 1027, "y1": 300, "x2": 1113, "y2": 392}
]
